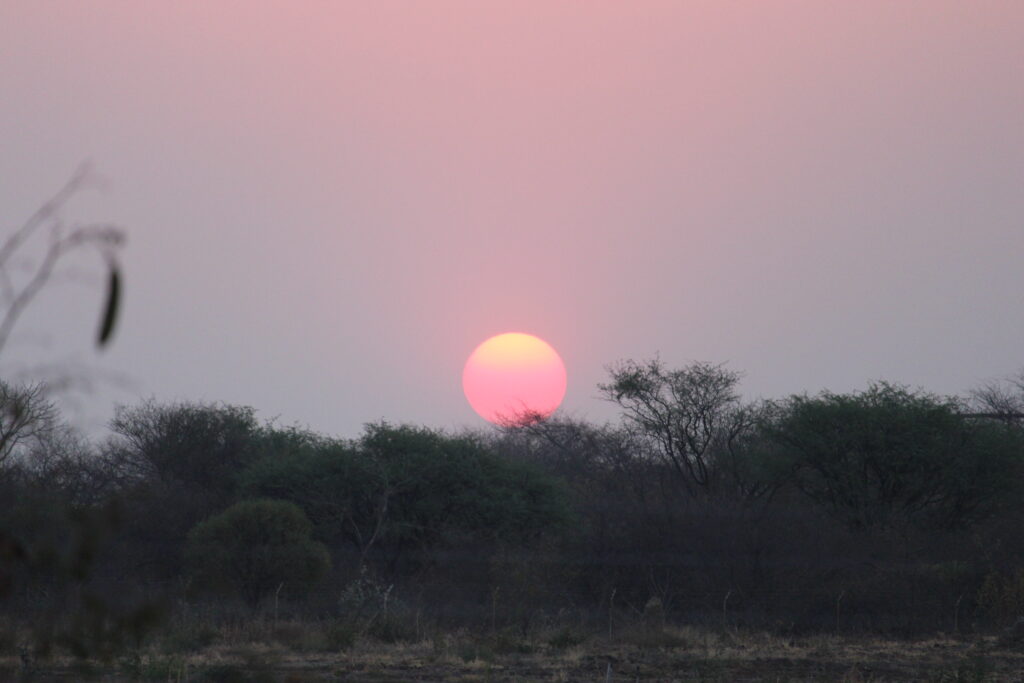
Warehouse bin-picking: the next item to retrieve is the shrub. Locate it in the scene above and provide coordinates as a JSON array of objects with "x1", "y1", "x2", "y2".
[
  {"x1": 323, "y1": 621, "x2": 357, "y2": 651},
  {"x1": 547, "y1": 627, "x2": 586, "y2": 649},
  {"x1": 241, "y1": 423, "x2": 572, "y2": 560},
  {"x1": 978, "y1": 569, "x2": 1024, "y2": 626},
  {"x1": 761, "y1": 383, "x2": 1024, "y2": 531},
  {"x1": 185, "y1": 499, "x2": 330, "y2": 606},
  {"x1": 161, "y1": 622, "x2": 220, "y2": 653}
]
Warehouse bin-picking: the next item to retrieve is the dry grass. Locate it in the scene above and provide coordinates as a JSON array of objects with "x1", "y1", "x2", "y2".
[{"x1": 1, "y1": 622, "x2": 1023, "y2": 681}]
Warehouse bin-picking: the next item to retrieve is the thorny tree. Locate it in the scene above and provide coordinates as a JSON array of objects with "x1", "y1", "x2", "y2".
[{"x1": 599, "y1": 358, "x2": 754, "y2": 495}]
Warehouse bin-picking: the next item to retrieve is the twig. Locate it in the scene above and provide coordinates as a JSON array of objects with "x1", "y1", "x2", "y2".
[
  {"x1": 274, "y1": 582, "x2": 284, "y2": 626},
  {"x1": 836, "y1": 590, "x2": 846, "y2": 633},
  {"x1": 609, "y1": 587, "x2": 616, "y2": 638}
]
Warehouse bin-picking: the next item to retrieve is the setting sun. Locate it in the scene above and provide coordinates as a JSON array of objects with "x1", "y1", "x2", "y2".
[{"x1": 462, "y1": 332, "x2": 567, "y2": 425}]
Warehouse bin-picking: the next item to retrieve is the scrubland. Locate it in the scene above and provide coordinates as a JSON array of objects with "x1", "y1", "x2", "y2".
[
  {"x1": 5, "y1": 368, "x2": 1024, "y2": 681},
  {"x1": 4, "y1": 617, "x2": 1024, "y2": 682}
]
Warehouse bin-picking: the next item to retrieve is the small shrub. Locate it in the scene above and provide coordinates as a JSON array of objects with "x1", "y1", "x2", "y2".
[
  {"x1": 185, "y1": 499, "x2": 330, "y2": 607},
  {"x1": 365, "y1": 612, "x2": 417, "y2": 644},
  {"x1": 323, "y1": 621, "x2": 357, "y2": 651},
  {"x1": 457, "y1": 642, "x2": 495, "y2": 663},
  {"x1": 142, "y1": 654, "x2": 188, "y2": 681},
  {"x1": 620, "y1": 625, "x2": 689, "y2": 650},
  {"x1": 547, "y1": 627, "x2": 585, "y2": 649},
  {"x1": 0, "y1": 627, "x2": 15, "y2": 655},
  {"x1": 977, "y1": 570, "x2": 1024, "y2": 626},
  {"x1": 69, "y1": 659, "x2": 102, "y2": 679},
  {"x1": 338, "y1": 567, "x2": 393, "y2": 620},
  {"x1": 120, "y1": 652, "x2": 187, "y2": 681},
  {"x1": 486, "y1": 630, "x2": 535, "y2": 655},
  {"x1": 272, "y1": 622, "x2": 325, "y2": 652},
  {"x1": 936, "y1": 655, "x2": 993, "y2": 683},
  {"x1": 201, "y1": 663, "x2": 247, "y2": 683},
  {"x1": 162, "y1": 622, "x2": 220, "y2": 653}
]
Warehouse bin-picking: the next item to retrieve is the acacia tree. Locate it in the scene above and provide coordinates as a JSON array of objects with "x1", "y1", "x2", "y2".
[
  {"x1": 762, "y1": 382, "x2": 1024, "y2": 531},
  {"x1": 971, "y1": 370, "x2": 1024, "y2": 423},
  {"x1": 598, "y1": 358, "x2": 755, "y2": 495}
]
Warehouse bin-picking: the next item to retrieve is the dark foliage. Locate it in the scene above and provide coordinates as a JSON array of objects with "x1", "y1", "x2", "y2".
[
  {"x1": 241, "y1": 422, "x2": 571, "y2": 568},
  {"x1": 185, "y1": 499, "x2": 330, "y2": 606},
  {"x1": 760, "y1": 382, "x2": 1024, "y2": 530},
  {"x1": 2, "y1": 361, "x2": 1024, "y2": 665}
]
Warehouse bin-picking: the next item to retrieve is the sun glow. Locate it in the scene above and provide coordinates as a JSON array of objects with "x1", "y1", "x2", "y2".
[{"x1": 462, "y1": 332, "x2": 567, "y2": 425}]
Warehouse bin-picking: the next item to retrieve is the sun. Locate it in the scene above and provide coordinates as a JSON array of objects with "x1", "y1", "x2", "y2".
[{"x1": 462, "y1": 332, "x2": 567, "y2": 425}]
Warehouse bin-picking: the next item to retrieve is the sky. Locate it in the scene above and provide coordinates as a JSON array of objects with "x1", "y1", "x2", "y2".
[{"x1": 1, "y1": 2, "x2": 1022, "y2": 437}]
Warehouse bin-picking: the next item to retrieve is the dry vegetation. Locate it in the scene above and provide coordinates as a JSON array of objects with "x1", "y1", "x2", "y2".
[
  {"x1": 3, "y1": 619, "x2": 1024, "y2": 682},
  {"x1": 4, "y1": 369, "x2": 1024, "y2": 681}
]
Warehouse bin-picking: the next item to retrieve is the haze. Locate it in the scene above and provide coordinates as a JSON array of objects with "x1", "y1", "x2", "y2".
[{"x1": 1, "y1": 2, "x2": 1022, "y2": 435}]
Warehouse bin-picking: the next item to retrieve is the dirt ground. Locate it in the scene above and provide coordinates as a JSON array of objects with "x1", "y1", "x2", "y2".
[{"x1": 3, "y1": 628, "x2": 1024, "y2": 681}]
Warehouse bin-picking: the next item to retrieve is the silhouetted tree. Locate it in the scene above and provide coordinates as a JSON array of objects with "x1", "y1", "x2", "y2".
[
  {"x1": 0, "y1": 381, "x2": 58, "y2": 471},
  {"x1": 761, "y1": 382, "x2": 1024, "y2": 531},
  {"x1": 599, "y1": 358, "x2": 753, "y2": 494},
  {"x1": 104, "y1": 400, "x2": 259, "y2": 503},
  {"x1": 971, "y1": 370, "x2": 1024, "y2": 424}
]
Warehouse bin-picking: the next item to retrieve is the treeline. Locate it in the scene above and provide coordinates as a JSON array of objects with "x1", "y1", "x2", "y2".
[{"x1": 2, "y1": 361, "x2": 1024, "y2": 656}]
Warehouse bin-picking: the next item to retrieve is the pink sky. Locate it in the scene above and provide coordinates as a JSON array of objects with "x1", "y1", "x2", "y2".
[{"x1": 1, "y1": 2, "x2": 1022, "y2": 434}]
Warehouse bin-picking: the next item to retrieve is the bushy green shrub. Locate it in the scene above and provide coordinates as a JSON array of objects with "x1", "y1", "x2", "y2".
[
  {"x1": 761, "y1": 383, "x2": 1024, "y2": 530},
  {"x1": 240, "y1": 423, "x2": 571, "y2": 558},
  {"x1": 185, "y1": 499, "x2": 330, "y2": 606}
]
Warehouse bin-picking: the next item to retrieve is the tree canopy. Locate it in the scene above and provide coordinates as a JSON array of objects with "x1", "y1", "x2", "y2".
[{"x1": 761, "y1": 382, "x2": 1024, "y2": 530}]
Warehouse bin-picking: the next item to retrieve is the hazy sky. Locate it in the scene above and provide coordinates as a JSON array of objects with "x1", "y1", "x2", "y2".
[{"x1": 2, "y1": 2, "x2": 1022, "y2": 437}]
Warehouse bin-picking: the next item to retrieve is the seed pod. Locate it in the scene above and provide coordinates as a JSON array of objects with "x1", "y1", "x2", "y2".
[{"x1": 97, "y1": 263, "x2": 120, "y2": 347}]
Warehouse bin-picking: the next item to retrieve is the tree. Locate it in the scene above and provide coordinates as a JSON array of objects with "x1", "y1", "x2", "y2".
[
  {"x1": 104, "y1": 400, "x2": 259, "y2": 503},
  {"x1": 762, "y1": 382, "x2": 1024, "y2": 531},
  {"x1": 598, "y1": 358, "x2": 754, "y2": 494},
  {"x1": 241, "y1": 423, "x2": 571, "y2": 569},
  {"x1": 0, "y1": 169, "x2": 137, "y2": 661},
  {"x1": 185, "y1": 499, "x2": 330, "y2": 606},
  {"x1": 971, "y1": 370, "x2": 1024, "y2": 423},
  {"x1": 0, "y1": 381, "x2": 58, "y2": 471},
  {"x1": 0, "y1": 165, "x2": 124, "y2": 361},
  {"x1": 100, "y1": 400, "x2": 263, "y2": 578},
  {"x1": 238, "y1": 430, "x2": 386, "y2": 564}
]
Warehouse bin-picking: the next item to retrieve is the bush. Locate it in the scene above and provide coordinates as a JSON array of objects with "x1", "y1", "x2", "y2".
[
  {"x1": 323, "y1": 621, "x2": 357, "y2": 651},
  {"x1": 547, "y1": 627, "x2": 586, "y2": 649},
  {"x1": 761, "y1": 383, "x2": 1024, "y2": 531},
  {"x1": 241, "y1": 423, "x2": 572, "y2": 560},
  {"x1": 161, "y1": 622, "x2": 220, "y2": 653},
  {"x1": 185, "y1": 499, "x2": 330, "y2": 606},
  {"x1": 978, "y1": 569, "x2": 1024, "y2": 626}
]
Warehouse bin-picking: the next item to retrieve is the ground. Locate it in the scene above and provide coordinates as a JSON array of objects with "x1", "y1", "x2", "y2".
[{"x1": 3, "y1": 626, "x2": 1024, "y2": 681}]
